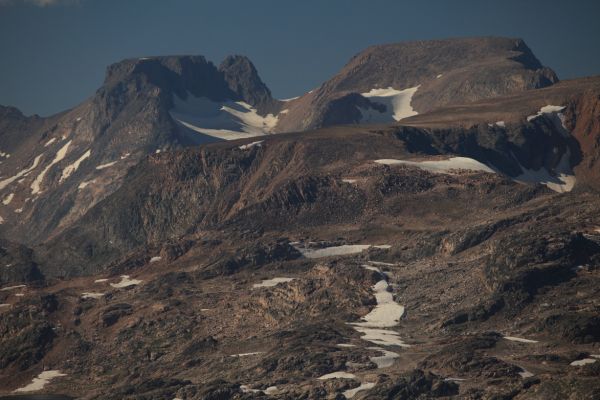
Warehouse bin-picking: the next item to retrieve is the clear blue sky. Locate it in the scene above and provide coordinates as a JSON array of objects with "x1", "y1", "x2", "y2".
[{"x1": 1, "y1": 0, "x2": 599, "y2": 116}]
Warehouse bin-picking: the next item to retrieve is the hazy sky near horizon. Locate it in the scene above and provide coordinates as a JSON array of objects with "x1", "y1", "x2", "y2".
[{"x1": 1, "y1": 0, "x2": 599, "y2": 116}]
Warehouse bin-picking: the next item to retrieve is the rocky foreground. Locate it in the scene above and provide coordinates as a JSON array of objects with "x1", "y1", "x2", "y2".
[{"x1": 1, "y1": 126, "x2": 600, "y2": 398}]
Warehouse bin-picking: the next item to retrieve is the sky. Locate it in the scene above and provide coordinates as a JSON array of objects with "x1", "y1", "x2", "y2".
[{"x1": 1, "y1": 0, "x2": 599, "y2": 116}]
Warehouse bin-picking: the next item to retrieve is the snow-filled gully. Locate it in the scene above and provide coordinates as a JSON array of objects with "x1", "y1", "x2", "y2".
[{"x1": 318, "y1": 262, "x2": 408, "y2": 398}]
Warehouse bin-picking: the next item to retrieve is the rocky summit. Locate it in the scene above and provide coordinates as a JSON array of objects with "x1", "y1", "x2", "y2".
[{"x1": 0, "y1": 37, "x2": 599, "y2": 400}]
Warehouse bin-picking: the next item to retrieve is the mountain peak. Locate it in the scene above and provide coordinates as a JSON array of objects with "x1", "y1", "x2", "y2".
[{"x1": 219, "y1": 55, "x2": 276, "y2": 114}]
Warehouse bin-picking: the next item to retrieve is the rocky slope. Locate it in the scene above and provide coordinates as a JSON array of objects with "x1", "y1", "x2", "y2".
[
  {"x1": 1, "y1": 38, "x2": 599, "y2": 400},
  {"x1": 1, "y1": 137, "x2": 599, "y2": 398}
]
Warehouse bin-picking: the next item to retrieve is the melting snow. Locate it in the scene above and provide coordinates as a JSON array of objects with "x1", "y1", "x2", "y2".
[
  {"x1": 60, "y1": 149, "x2": 91, "y2": 182},
  {"x1": 337, "y1": 343, "x2": 356, "y2": 348},
  {"x1": 367, "y1": 346, "x2": 400, "y2": 368},
  {"x1": 519, "y1": 370, "x2": 535, "y2": 378},
  {"x1": 503, "y1": 336, "x2": 539, "y2": 344},
  {"x1": 374, "y1": 157, "x2": 495, "y2": 174},
  {"x1": 488, "y1": 121, "x2": 506, "y2": 128},
  {"x1": 96, "y1": 161, "x2": 118, "y2": 170},
  {"x1": 360, "y1": 85, "x2": 420, "y2": 122},
  {"x1": 94, "y1": 278, "x2": 109, "y2": 283},
  {"x1": 78, "y1": 180, "x2": 95, "y2": 190},
  {"x1": 110, "y1": 275, "x2": 142, "y2": 288},
  {"x1": 230, "y1": 352, "x2": 264, "y2": 357},
  {"x1": 353, "y1": 280, "x2": 405, "y2": 328},
  {"x1": 280, "y1": 96, "x2": 300, "y2": 102},
  {"x1": 570, "y1": 358, "x2": 597, "y2": 366},
  {"x1": 352, "y1": 326, "x2": 409, "y2": 348},
  {"x1": 343, "y1": 382, "x2": 376, "y2": 398},
  {"x1": 169, "y1": 93, "x2": 279, "y2": 140},
  {"x1": 295, "y1": 244, "x2": 389, "y2": 259},
  {"x1": 527, "y1": 105, "x2": 566, "y2": 122},
  {"x1": 31, "y1": 141, "x2": 72, "y2": 194},
  {"x1": 149, "y1": 256, "x2": 162, "y2": 263},
  {"x1": 2, "y1": 193, "x2": 14, "y2": 205},
  {"x1": 253, "y1": 277, "x2": 295, "y2": 288},
  {"x1": 0, "y1": 284, "x2": 26, "y2": 291},
  {"x1": 342, "y1": 178, "x2": 357, "y2": 184},
  {"x1": 14, "y1": 370, "x2": 67, "y2": 392},
  {"x1": 514, "y1": 150, "x2": 575, "y2": 193},
  {"x1": 0, "y1": 154, "x2": 44, "y2": 191},
  {"x1": 81, "y1": 292, "x2": 104, "y2": 299},
  {"x1": 44, "y1": 138, "x2": 56, "y2": 147},
  {"x1": 239, "y1": 140, "x2": 264, "y2": 150},
  {"x1": 318, "y1": 371, "x2": 357, "y2": 380}
]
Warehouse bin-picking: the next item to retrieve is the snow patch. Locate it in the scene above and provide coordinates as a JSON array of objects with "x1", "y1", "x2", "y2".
[
  {"x1": 318, "y1": 371, "x2": 356, "y2": 380},
  {"x1": 0, "y1": 154, "x2": 44, "y2": 191},
  {"x1": 342, "y1": 178, "x2": 357, "y2": 184},
  {"x1": 514, "y1": 150, "x2": 575, "y2": 193},
  {"x1": 519, "y1": 370, "x2": 535, "y2": 378},
  {"x1": 81, "y1": 292, "x2": 104, "y2": 299},
  {"x1": 503, "y1": 336, "x2": 539, "y2": 344},
  {"x1": 436, "y1": 74, "x2": 443, "y2": 79},
  {"x1": 44, "y1": 138, "x2": 56, "y2": 147},
  {"x1": 360, "y1": 85, "x2": 420, "y2": 122},
  {"x1": 96, "y1": 161, "x2": 118, "y2": 170},
  {"x1": 527, "y1": 105, "x2": 566, "y2": 122},
  {"x1": 110, "y1": 275, "x2": 142, "y2": 288},
  {"x1": 60, "y1": 149, "x2": 91, "y2": 182},
  {"x1": 14, "y1": 370, "x2": 67, "y2": 392},
  {"x1": 367, "y1": 346, "x2": 400, "y2": 368},
  {"x1": 149, "y1": 256, "x2": 162, "y2": 263},
  {"x1": 239, "y1": 140, "x2": 264, "y2": 150},
  {"x1": 94, "y1": 278, "x2": 109, "y2": 283},
  {"x1": 280, "y1": 96, "x2": 299, "y2": 102},
  {"x1": 353, "y1": 280, "x2": 404, "y2": 328},
  {"x1": 169, "y1": 93, "x2": 279, "y2": 140},
  {"x1": 253, "y1": 277, "x2": 294, "y2": 288},
  {"x1": 374, "y1": 157, "x2": 495, "y2": 174},
  {"x1": 230, "y1": 352, "x2": 264, "y2": 357},
  {"x1": 2, "y1": 193, "x2": 14, "y2": 205},
  {"x1": 31, "y1": 140, "x2": 72, "y2": 194},
  {"x1": 343, "y1": 382, "x2": 376, "y2": 398},
  {"x1": 570, "y1": 358, "x2": 597, "y2": 366},
  {"x1": 488, "y1": 121, "x2": 505, "y2": 128},
  {"x1": 295, "y1": 244, "x2": 389, "y2": 259},
  {"x1": 78, "y1": 180, "x2": 95, "y2": 190},
  {"x1": 0, "y1": 284, "x2": 26, "y2": 291}
]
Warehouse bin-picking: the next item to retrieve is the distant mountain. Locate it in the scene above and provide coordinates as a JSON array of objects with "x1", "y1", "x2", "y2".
[
  {"x1": 0, "y1": 37, "x2": 566, "y2": 248},
  {"x1": 276, "y1": 37, "x2": 558, "y2": 131}
]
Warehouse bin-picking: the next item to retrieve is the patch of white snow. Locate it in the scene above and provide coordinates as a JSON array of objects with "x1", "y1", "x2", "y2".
[
  {"x1": 503, "y1": 336, "x2": 539, "y2": 344},
  {"x1": 253, "y1": 277, "x2": 295, "y2": 288},
  {"x1": 96, "y1": 161, "x2": 118, "y2": 170},
  {"x1": 0, "y1": 154, "x2": 44, "y2": 191},
  {"x1": 374, "y1": 157, "x2": 495, "y2": 174},
  {"x1": 169, "y1": 93, "x2": 279, "y2": 140},
  {"x1": 31, "y1": 141, "x2": 72, "y2": 194},
  {"x1": 60, "y1": 149, "x2": 91, "y2": 182},
  {"x1": 239, "y1": 140, "x2": 264, "y2": 150},
  {"x1": 14, "y1": 370, "x2": 67, "y2": 392},
  {"x1": 2, "y1": 193, "x2": 14, "y2": 205},
  {"x1": 110, "y1": 275, "x2": 142, "y2": 288},
  {"x1": 360, "y1": 85, "x2": 420, "y2": 122}
]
